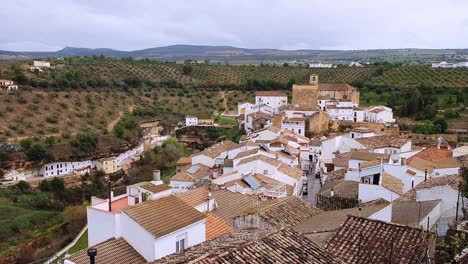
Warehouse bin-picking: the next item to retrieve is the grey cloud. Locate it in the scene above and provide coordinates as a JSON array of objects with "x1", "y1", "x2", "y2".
[{"x1": 0, "y1": 0, "x2": 467, "y2": 51}]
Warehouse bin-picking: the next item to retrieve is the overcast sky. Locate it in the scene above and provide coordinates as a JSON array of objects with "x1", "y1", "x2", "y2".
[{"x1": 1, "y1": 0, "x2": 467, "y2": 51}]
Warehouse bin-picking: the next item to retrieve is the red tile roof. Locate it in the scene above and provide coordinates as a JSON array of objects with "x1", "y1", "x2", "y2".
[{"x1": 407, "y1": 146, "x2": 452, "y2": 163}]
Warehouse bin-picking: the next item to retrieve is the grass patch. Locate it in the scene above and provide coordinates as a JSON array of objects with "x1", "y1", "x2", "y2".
[{"x1": 68, "y1": 230, "x2": 88, "y2": 254}]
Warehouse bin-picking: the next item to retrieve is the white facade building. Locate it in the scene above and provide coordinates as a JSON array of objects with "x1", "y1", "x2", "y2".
[
  {"x1": 309, "y1": 62, "x2": 335, "y2": 68},
  {"x1": 281, "y1": 117, "x2": 305, "y2": 136},
  {"x1": 255, "y1": 91, "x2": 288, "y2": 111},
  {"x1": 365, "y1": 106, "x2": 395, "y2": 124},
  {"x1": 185, "y1": 116, "x2": 198, "y2": 126},
  {"x1": 33, "y1": 60, "x2": 51, "y2": 68},
  {"x1": 40, "y1": 160, "x2": 95, "y2": 177}
]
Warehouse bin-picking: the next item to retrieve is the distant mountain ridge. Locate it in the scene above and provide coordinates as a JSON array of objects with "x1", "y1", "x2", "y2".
[{"x1": 1, "y1": 44, "x2": 467, "y2": 63}]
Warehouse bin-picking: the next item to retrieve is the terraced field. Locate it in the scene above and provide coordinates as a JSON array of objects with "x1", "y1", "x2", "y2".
[
  {"x1": 2, "y1": 58, "x2": 467, "y2": 90},
  {"x1": 368, "y1": 65, "x2": 468, "y2": 88}
]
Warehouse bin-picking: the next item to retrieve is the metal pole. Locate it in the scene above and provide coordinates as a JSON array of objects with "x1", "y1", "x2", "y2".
[{"x1": 456, "y1": 182, "x2": 461, "y2": 221}]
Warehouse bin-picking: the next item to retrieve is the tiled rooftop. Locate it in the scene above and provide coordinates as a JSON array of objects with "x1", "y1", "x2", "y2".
[
  {"x1": 170, "y1": 163, "x2": 211, "y2": 182},
  {"x1": 381, "y1": 172, "x2": 404, "y2": 195},
  {"x1": 240, "y1": 196, "x2": 322, "y2": 227},
  {"x1": 177, "y1": 187, "x2": 209, "y2": 207},
  {"x1": 195, "y1": 140, "x2": 239, "y2": 159},
  {"x1": 355, "y1": 135, "x2": 410, "y2": 149},
  {"x1": 407, "y1": 146, "x2": 452, "y2": 163},
  {"x1": 211, "y1": 190, "x2": 258, "y2": 223},
  {"x1": 69, "y1": 238, "x2": 146, "y2": 264},
  {"x1": 140, "y1": 183, "x2": 172, "y2": 194},
  {"x1": 205, "y1": 213, "x2": 233, "y2": 240},
  {"x1": 201, "y1": 229, "x2": 340, "y2": 264},
  {"x1": 326, "y1": 215, "x2": 434, "y2": 264},
  {"x1": 123, "y1": 195, "x2": 206, "y2": 237}
]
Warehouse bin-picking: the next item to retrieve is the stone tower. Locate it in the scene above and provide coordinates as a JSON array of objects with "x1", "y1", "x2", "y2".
[{"x1": 292, "y1": 74, "x2": 319, "y2": 109}]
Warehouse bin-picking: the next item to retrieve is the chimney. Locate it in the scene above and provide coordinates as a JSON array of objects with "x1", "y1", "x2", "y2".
[
  {"x1": 358, "y1": 207, "x2": 362, "y2": 217},
  {"x1": 330, "y1": 188, "x2": 334, "y2": 197},
  {"x1": 87, "y1": 248, "x2": 97, "y2": 264},
  {"x1": 153, "y1": 170, "x2": 161, "y2": 181},
  {"x1": 151, "y1": 170, "x2": 163, "y2": 185},
  {"x1": 401, "y1": 157, "x2": 406, "y2": 166}
]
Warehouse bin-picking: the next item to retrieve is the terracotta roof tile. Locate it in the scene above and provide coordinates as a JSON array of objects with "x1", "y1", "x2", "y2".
[
  {"x1": 391, "y1": 200, "x2": 441, "y2": 226},
  {"x1": 236, "y1": 154, "x2": 280, "y2": 167},
  {"x1": 325, "y1": 168, "x2": 347, "y2": 182},
  {"x1": 240, "y1": 196, "x2": 322, "y2": 227},
  {"x1": 211, "y1": 190, "x2": 258, "y2": 223},
  {"x1": 171, "y1": 163, "x2": 211, "y2": 182},
  {"x1": 123, "y1": 195, "x2": 206, "y2": 237},
  {"x1": 69, "y1": 238, "x2": 146, "y2": 264},
  {"x1": 176, "y1": 157, "x2": 192, "y2": 165},
  {"x1": 349, "y1": 151, "x2": 390, "y2": 161},
  {"x1": 205, "y1": 214, "x2": 233, "y2": 240},
  {"x1": 407, "y1": 146, "x2": 452, "y2": 164},
  {"x1": 195, "y1": 140, "x2": 239, "y2": 159},
  {"x1": 293, "y1": 199, "x2": 390, "y2": 234},
  {"x1": 153, "y1": 229, "x2": 271, "y2": 263},
  {"x1": 355, "y1": 135, "x2": 410, "y2": 149},
  {"x1": 202, "y1": 229, "x2": 340, "y2": 264},
  {"x1": 381, "y1": 172, "x2": 404, "y2": 195},
  {"x1": 177, "y1": 187, "x2": 209, "y2": 207},
  {"x1": 277, "y1": 163, "x2": 303, "y2": 181},
  {"x1": 326, "y1": 216, "x2": 434, "y2": 264},
  {"x1": 397, "y1": 174, "x2": 462, "y2": 202},
  {"x1": 140, "y1": 183, "x2": 172, "y2": 194},
  {"x1": 320, "y1": 180, "x2": 359, "y2": 199}
]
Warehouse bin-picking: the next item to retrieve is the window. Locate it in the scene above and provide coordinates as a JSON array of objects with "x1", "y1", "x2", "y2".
[{"x1": 176, "y1": 234, "x2": 187, "y2": 252}]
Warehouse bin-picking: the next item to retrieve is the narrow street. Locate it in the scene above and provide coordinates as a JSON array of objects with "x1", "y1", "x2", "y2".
[
  {"x1": 301, "y1": 161, "x2": 322, "y2": 206},
  {"x1": 303, "y1": 176, "x2": 322, "y2": 206}
]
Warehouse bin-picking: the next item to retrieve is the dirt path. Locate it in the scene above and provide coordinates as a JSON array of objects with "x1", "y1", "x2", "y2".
[{"x1": 107, "y1": 105, "x2": 134, "y2": 132}]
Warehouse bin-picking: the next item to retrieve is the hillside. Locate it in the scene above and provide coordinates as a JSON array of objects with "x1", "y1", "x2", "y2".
[
  {"x1": 1, "y1": 45, "x2": 468, "y2": 63},
  {"x1": 0, "y1": 58, "x2": 466, "y2": 142},
  {"x1": 1, "y1": 58, "x2": 467, "y2": 89}
]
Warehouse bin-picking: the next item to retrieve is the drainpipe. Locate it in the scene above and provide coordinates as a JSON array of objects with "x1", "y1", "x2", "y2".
[
  {"x1": 108, "y1": 182, "x2": 113, "y2": 212},
  {"x1": 424, "y1": 169, "x2": 427, "y2": 182}
]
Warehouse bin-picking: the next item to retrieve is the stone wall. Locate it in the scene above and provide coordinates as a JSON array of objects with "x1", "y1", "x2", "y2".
[
  {"x1": 292, "y1": 84, "x2": 319, "y2": 109},
  {"x1": 399, "y1": 132, "x2": 458, "y2": 146},
  {"x1": 306, "y1": 111, "x2": 330, "y2": 135},
  {"x1": 318, "y1": 90, "x2": 360, "y2": 105}
]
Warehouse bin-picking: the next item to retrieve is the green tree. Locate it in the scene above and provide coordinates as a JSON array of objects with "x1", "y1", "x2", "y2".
[
  {"x1": 433, "y1": 119, "x2": 448, "y2": 133},
  {"x1": 70, "y1": 132, "x2": 99, "y2": 154},
  {"x1": 412, "y1": 122, "x2": 434, "y2": 134},
  {"x1": 15, "y1": 180, "x2": 31, "y2": 194},
  {"x1": 45, "y1": 136, "x2": 56, "y2": 147},
  {"x1": 27, "y1": 144, "x2": 47, "y2": 161},
  {"x1": 182, "y1": 65, "x2": 193, "y2": 75},
  {"x1": 19, "y1": 138, "x2": 33, "y2": 150}
]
